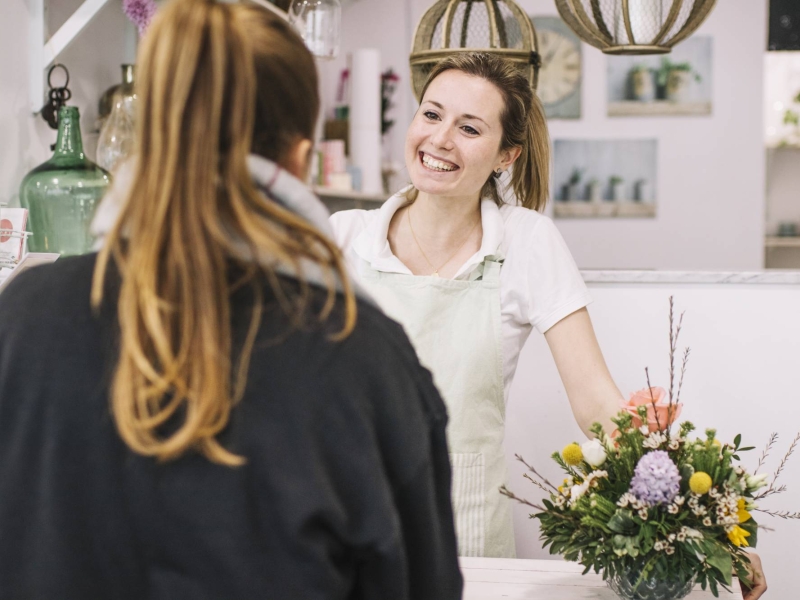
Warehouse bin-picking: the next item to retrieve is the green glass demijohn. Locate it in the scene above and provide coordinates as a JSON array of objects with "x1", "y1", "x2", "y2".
[{"x1": 19, "y1": 106, "x2": 110, "y2": 256}]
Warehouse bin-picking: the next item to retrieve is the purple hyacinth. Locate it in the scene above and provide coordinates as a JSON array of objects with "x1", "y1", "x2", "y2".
[
  {"x1": 123, "y1": 0, "x2": 158, "y2": 35},
  {"x1": 629, "y1": 450, "x2": 681, "y2": 506}
]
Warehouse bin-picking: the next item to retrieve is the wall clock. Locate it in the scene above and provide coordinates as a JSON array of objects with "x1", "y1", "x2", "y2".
[{"x1": 532, "y1": 16, "x2": 582, "y2": 119}]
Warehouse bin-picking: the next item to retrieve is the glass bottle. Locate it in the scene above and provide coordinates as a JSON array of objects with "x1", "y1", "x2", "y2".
[
  {"x1": 19, "y1": 106, "x2": 110, "y2": 256},
  {"x1": 289, "y1": 0, "x2": 341, "y2": 59},
  {"x1": 96, "y1": 64, "x2": 136, "y2": 173}
]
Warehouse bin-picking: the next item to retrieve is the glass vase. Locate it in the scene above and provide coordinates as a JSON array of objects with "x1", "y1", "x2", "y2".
[
  {"x1": 19, "y1": 106, "x2": 110, "y2": 256},
  {"x1": 96, "y1": 64, "x2": 136, "y2": 173},
  {"x1": 607, "y1": 569, "x2": 695, "y2": 600},
  {"x1": 289, "y1": 0, "x2": 341, "y2": 59}
]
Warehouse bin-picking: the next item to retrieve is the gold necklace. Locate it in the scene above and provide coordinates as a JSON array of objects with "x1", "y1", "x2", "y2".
[{"x1": 407, "y1": 204, "x2": 480, "y2": 278}]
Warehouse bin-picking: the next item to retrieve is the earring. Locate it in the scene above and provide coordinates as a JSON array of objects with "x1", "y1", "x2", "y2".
[{"x1": 495, "y1": 167, "x2": 502, "y2": 174}]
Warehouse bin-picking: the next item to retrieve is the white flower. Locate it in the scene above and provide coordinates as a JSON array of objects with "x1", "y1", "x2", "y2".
[
  {"x1": 638, "y1": 508, "x2": 649, "y2": 520},
  {"x1": 703, "y1": 517, "x2": 713, "y2": 526},
  {"x1": 570, "y1": 484, "x2": 585, "y2": 502},
  {"x1": 668, "y1": 439, "x2": 680, "y2": 451},
  {"x1": 666, "y1": 546, "x2": 676, "y2": 555},
  {"x1": 682, "y1": 527, "x2": 703, "y2": 539},
  {"x1": 643, "y1": 431, "x2": 668, "y2": 449},
  {"x1": 746, "y1": 473, "x2": 769, "y2": 491},
  {"x1": 676, "y1": 532, "x2": 687, "y2": 542},
  {"x1": 582, "y1": 439, "x2": 608, "y2": 467},
  {"x1": 640, "y1": 425, "x2": 651, "y2": 435}
]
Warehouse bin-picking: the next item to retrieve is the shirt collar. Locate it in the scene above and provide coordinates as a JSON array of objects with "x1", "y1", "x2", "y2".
[{"x1": 353, "y1": 190, "x2": 505, "y2": 279}]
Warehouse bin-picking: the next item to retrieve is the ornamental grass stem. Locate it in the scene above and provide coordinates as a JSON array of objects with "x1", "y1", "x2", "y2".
[{"x1": 754, "y1": 433, "x2": 778, "y2": 476}]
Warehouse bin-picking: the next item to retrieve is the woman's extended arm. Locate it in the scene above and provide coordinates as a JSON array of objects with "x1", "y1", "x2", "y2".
[{"x1": 543, "y1": 307, "x2": 623, "y2": 437}]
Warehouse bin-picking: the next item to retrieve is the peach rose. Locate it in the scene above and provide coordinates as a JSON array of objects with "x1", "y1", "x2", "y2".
[{"x1": 622, "y1": 386, "x2": 682, "y2": 433}]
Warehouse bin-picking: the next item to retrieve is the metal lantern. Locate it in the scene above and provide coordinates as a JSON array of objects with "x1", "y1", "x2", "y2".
[
  {"x1": 409, "y1": 0, "x2": 540, "y2": 101},
  {"x1": 555, "y1": 0, "x2": 716, "y2": 55}
]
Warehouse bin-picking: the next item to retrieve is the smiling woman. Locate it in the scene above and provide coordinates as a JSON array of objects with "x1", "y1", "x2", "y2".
[{"x1": 330, "y1": 52, "x2": 624, "y2": 559}]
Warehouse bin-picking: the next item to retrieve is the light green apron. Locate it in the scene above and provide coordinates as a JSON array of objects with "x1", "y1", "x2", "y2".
[{"x1": 358, "y1": 257, "x2": 515, "y2": 558}]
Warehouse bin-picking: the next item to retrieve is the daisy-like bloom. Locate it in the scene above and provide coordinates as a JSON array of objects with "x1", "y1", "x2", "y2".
[
  {"x1": 643, "y1": 431, "x2": 668, "y2": 450},
  {"x1": 665, "y1": 546, "x2": 676, "y2": 555},
  {"x1": 727, "y1": 525, "x2": 751, "y2": 547},
  {"x1": 676, "y1": 531, "x2": 687, "y2": 542},
  {"x1": 638, "y1": 508, "x2": 649, "y2": 520},
  {"x1": 668, "y1": 439, "x2": 681, "y2": 451},
  {"x1": 703, "y1": 517, "x2": 713, "y2": 526},
  {"x1": 668, "y1": 504, "x2": 680, "y2": 514},
  {"x1": 654, "y1": 540, "x2": 666, "y2": 551},
  {"x1": 616, "y1": 492, "x2": 636, "y2": 508}
]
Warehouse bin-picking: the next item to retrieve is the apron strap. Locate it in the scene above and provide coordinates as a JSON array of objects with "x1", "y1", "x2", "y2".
[{"x1": 468, "y1": 256, "x2": 503, "y2": 284}]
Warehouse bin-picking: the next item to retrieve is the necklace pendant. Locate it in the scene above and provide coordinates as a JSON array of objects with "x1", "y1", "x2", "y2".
[{"x1": 431, "y1": 271, "x2": 440, "y2": 278}]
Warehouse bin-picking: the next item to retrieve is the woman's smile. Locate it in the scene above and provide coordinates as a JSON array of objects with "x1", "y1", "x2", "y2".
[{"x1": 419, "y1": 151, "x2": 460, "y2": 173}]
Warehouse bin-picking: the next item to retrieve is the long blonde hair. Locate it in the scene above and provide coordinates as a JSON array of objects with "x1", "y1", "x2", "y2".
[
  {"x1": 91, "y1": 0, "x2": 355, "y2": 466},
  {"x1": 408, "y1": 52, "x2": 550, "y2": 211}
]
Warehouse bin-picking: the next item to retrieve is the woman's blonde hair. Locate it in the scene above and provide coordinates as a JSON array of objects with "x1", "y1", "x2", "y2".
[
  {"x1": 408, "y1": 52, "x2": 550, "y2": 211},
  {"x1": 91, "y1": 0, "x2": 356, "y2": 466}
]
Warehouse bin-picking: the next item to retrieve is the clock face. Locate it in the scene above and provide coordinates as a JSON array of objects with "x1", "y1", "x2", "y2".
[{"x1": 537, "y1": 28, "x2": 581, "y2": 105}]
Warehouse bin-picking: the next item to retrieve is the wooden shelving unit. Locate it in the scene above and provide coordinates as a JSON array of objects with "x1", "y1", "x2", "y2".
[
  {"x1": 765, "y1": 236, "x2": 800, "y2": 248},
  {"x1": 553, "y1": 201, "x2": 656, "y2": 219},
  {"x1": 608, "y1": 101, "x2": 712, "y2": 117}
]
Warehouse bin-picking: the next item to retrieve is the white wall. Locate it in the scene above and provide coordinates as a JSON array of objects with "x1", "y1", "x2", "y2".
[
  {"x1": 506, "y1": 282, "x2": 800, "y2": 598},
  {"x1": 0, "y1": 0, "x2": 135, "y2": 207},
  {"x1": 321, "y1": 0, "x2": 767, "y2": 270}
]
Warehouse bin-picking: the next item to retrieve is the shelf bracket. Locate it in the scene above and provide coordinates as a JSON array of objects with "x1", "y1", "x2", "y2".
[{"x1": 29, "y1": 0, "x2": 113, "y2": 113}]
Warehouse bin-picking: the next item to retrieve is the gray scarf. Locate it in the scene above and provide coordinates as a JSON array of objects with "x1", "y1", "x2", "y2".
[{"x1": 91, "y1": 154, "x2": 375, "y2": 305}]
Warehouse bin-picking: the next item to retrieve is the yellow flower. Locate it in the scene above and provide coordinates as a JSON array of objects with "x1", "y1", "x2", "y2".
[
  {"x1": 737, "y1": 498, "x2": 751, "y2": 523},
  {"x1": 727, "y1": 525, "x2": 751, "y2": 547},
  {"x1": 689, "y1": 471, "x2": 713, "y2": 495},
  {"x1": 562, "y1": 443, "x2": 583, "y2": 466}
]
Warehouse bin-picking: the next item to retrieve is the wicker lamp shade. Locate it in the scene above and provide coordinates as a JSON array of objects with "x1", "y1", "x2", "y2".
[
  {"x1": 409, "y1": 0, "x2": 540, "y2": 101},
  {"x1": 555, "y1": 0, "x2": 717, "y2": 55}
]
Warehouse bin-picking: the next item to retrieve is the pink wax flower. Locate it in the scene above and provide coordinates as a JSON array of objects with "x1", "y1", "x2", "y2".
[
  {"x1": 123, "y1": 0, "x2": 158, "y2": 36},
  {"x1": 622, "y1": 386, "x2": 682, "y2": 433}
]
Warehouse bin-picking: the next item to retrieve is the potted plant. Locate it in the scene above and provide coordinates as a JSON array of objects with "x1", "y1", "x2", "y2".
[
  {"x1": 587, "y1": 178, "x2": 603, "y2": 203},
  {"x1": 609, "y1": 175, "x2": 625, "y2": 201},
  {"x1": 656, "y1": 58, "x2": 701, "y2": 103},
  {"x1": 629, "y1": 64, "x2": 656, "y2": 102},
  {"x1": 565, "y1": 168, "x2": 584, "y2": 201}
]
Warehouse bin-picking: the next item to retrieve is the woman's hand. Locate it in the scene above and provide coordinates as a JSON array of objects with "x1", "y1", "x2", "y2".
[
  {"x1": 544, "y1": 308, "x2": 623, "y2": 437},
  {"x1": 740, "y1": 551, "x2": 767, "y2": 599}
]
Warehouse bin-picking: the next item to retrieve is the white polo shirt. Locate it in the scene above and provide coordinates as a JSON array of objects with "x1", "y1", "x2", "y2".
[{"x1": 329, "y1": 192, "x2": 592, "y2": 402}]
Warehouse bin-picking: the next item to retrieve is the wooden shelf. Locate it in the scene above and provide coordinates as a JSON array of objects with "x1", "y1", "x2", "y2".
[
  {"x1": 608, "y1": 101, "x2": 712, "y2": 117},
  {"x1": 313, "y1": 187, "x2": 387, "y2": 203},
  {"x1": 765, "y1": 236, "x2": 800, "y2": 248},
  {"x1": 553, "y1": 201, "x2": 656, "y2": 219}
]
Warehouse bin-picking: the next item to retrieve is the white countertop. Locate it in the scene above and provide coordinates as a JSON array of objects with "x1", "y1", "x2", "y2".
[
  {"x1": 460, "y1": 557, "x2": 743, "y2": 599},
  {"x1": 581, "y1": 270, "x2": 800, "y2": 285}
]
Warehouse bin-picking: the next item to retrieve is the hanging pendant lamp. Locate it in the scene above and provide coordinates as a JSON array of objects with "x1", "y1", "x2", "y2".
[
  {"x1": 555, "y1": 0, "x2": 716, "y2": 55},
  {"x1": 409, "y1": 0, "x2": 541, "y2": 101}
]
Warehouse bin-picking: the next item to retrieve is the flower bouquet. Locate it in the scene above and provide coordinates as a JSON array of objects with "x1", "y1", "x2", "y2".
[{"x1": 501, "y1": 299, "x2": 800, "y2": 599}]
